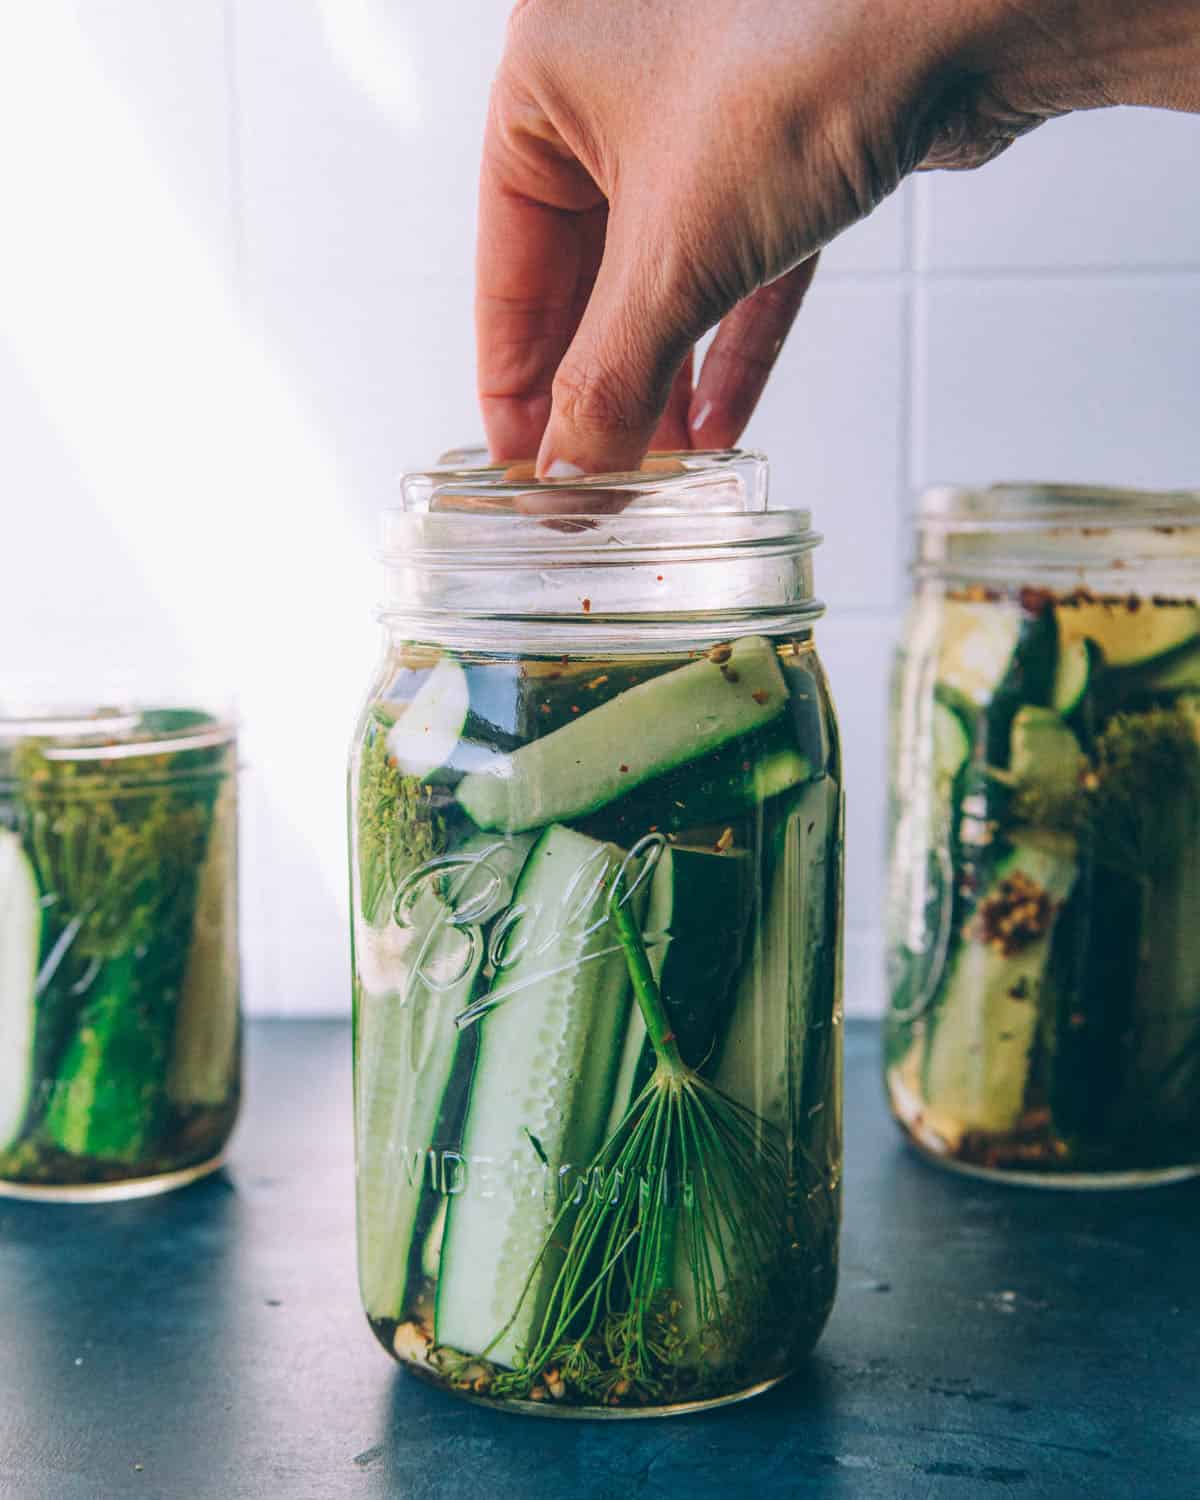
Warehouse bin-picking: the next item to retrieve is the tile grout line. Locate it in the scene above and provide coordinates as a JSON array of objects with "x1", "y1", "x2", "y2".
[{"x1": 811, "y1": 264, "x2": 1200, "y2": 286}]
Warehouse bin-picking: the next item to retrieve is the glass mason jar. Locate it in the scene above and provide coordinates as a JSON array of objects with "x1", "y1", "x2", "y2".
[
  {"x1": 348, "y1": 451, "x2": 843, "y2": 1416},
  {"x1": 886, "y1": 483, "x2": 1200, "y2": 1187},
  {"x1": 0, "y1": 706, "x2": 241, "y2": 1200}
]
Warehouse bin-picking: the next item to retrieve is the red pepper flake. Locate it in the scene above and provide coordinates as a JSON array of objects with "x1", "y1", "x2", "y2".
[
  {"x1": 751, "y1": 689, "x2": 769, "y2": 706},
  {"x1": 581, "y1": 597, "x2": 592, "y2": 613},
  {"x1": 539, "y1": 703, "x2": 551, "y2": 714},
  {"x1": 656, "y1": 574, "x2": 664, "y2": 582},
  {"x1": 570, "y1": 705, "x2": 581, "y2": 714},
  {"x1": 618, "y1": 763, "x2": 629, "y2": 773}
]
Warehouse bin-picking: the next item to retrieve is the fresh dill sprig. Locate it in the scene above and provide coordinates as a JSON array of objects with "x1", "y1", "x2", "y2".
[
  {"x1": 1012, "y1": 705, "x2": 1200, "y2": 876},
  {"x1": 15, "y1": 742, "x2": 215, "y2": 961},
  {"x1": 480, "y1": 852, "x2": 791, "y2": 1406},
  {"x1": 355, "y1": 724, "x2": 446, "y2": 925}
]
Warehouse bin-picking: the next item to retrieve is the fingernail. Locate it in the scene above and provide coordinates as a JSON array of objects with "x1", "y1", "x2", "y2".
[
  {"x1": 691, "y1": 400, "x2": 713, "y2": 433},
  {"x1": 544, "y1": 458, "x2": 586, "y2": 480}
]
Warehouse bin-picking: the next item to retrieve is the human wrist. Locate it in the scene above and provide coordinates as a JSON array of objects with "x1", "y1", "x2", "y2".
[{"x1": 963, "y1": 0, "x2": 1200, "y2": 116}]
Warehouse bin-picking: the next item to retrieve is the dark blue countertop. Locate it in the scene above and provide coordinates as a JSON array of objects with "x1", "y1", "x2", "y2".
[{"x1": 1, "y1": 1020, "x2": 1197, "y2": 1500}]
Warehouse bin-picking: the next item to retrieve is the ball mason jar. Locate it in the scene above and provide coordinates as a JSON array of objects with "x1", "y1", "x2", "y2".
[
  {"x1": 0, "y1": 706, "x2": 241, "y2": 1200},
  {"x1": 886, "y1": 483, "x2": 1200, "y2": 1187},
  {"x1": 348, "y1": 451, "x2": 844, "y2": 1415}
]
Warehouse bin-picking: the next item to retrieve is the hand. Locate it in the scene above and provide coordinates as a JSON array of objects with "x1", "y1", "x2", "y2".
[{"x1": 476, "y1": 0, "x2": 1200, "y2": 478}]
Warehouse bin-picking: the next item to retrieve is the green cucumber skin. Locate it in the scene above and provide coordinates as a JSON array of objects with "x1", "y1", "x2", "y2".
[
  {"x1": 921, "y1": 841, "x2": 1077, "y2": 1136},
  {"x1": 167, "y1": 782, "x2": 241, "y2": 1110},
  {"x1": 355, "y1": 833, "x2": 533, "y2": 1325},
  {"x1": 579, "y1": 722, "x2": 809, "y2": 846},
  {"x1": 1043, "y1": 865, "x2": 1140, "y2": 1147},
  {"x1": 0, "y1": 829, "x2": 42, "y2": 1153},
  {"x1": 604, "y1": 845, "x2": 755, "y2": 1136},
  {"x1": 434, "y1": 826, "x2": 636, "y2": 1369},
  {"x1": 43, "y1": 953, "x2": 169, "y2": 1163},
  {"x1": 1129, "y1": 835, "x2": 1200, "y2": 1137},
  {"x1": 673, "y1": 777, "x2": 840, "y2": 1356},
  {"x1": 715, "y1": 778, "x2": 838, "y2": 1139},
  {"x1": 886, "y1": 693, "x2": 974, "y2": 1060},
  {"x1": 985, "y1": 606, "x2": 1057, "y2": 767},
  {"x1": 456, "y1": 636, "x2": 790, "y2": 833}
]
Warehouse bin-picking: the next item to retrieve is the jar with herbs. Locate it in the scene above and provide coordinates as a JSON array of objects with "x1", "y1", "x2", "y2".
[
  {"x1": 348, "y1": 451, "x2": 843, "y2": 1415},
  {"x1": 886, "y1": 484, "x2": 1200, "y2": 1186},
  {"x1": 0, "y1": 707, "x2": 241, "y2": 1199}
]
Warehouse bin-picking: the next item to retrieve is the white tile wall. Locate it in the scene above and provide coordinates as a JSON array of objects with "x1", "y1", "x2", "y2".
[{"x1": 2, "y1": 7, "x2": 1198, "y2": 1016}]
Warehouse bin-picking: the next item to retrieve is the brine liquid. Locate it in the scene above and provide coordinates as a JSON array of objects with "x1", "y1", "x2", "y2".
[
  {"x1": 351, "y1": 635, "x2": 843, "y2": 1411},
  {"x1": 0, "y1": 743, "x2": 241, "y2": 1197},
  {"x1": 886, "y1": 585, "x2": 1200, "y2": 1180}
]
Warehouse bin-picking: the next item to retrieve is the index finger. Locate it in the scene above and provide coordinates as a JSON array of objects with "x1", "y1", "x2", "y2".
[{"x1": 475, "y1": 150, "x2": 606, "y2": 463}]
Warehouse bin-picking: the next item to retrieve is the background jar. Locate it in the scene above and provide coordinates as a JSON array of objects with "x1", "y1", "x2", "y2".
[
  {"x1": 885, "y1": 483, "x2": 1200, "y2": 1187},
  {"x1": 348, "y1": 451, "x2": 844, "y2": 1416},
  {"x1": 0, "y1": 706, "x2": 241, "y2": 1200}
]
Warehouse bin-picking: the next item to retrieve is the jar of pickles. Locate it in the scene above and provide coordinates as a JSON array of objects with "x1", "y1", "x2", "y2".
[
  {"x1": 348, "y1": 451, "x2": 844, "y2": 1415},
  {"x1": 886, "y1": 483, "x2": 1200, "y2": 1187},
  {"x1": 0, "y1": 707, "x2": 241, "y2": 1200}
]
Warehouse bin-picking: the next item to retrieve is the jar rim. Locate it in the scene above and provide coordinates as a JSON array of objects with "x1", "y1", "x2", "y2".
[
  {"x1": 0, "y1": 705, "x2": 237, "y2": 767},
  {"x1": 380, "y1": 450, "x2": 824, "y2": 643},
  {"x1": 379, "y1": 506, "x2": 820, "y2": 563},
  {"x1": 918, "y1": 481, "x2": 1200, "y2": 532},
  {"x1": 401, "y1": 447, "x2": 774, "y2": 518}
]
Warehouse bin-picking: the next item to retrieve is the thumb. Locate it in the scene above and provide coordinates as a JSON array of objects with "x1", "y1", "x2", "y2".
[{"x1": 535, "y1": 224, "x2": 702, "y2": 479}]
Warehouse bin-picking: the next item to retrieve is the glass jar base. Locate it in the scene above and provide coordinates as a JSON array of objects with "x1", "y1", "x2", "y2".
[
  {"x1": 403, "y1": 1360, "x2": 796, "y2": 1420},
  {"x1": 905, "y1": 1138, "x2": 1200, "y2": 1192},
  {"x1": 0, "y1": 1151, "x2": 227, "y2": 1203}
]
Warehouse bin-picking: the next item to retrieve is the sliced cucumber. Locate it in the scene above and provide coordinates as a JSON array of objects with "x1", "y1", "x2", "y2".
[
  {"x1": 1138, "y1": 641, "x2": 1200, "y2": 696},
  {"x1": 385, "y1": 656, "x2": 470, "y2": 778},
  {"x1": 1052, "y1": 637, "x2": 1093, "y2": 716},
  {"x1": 456, "y1": 636, "x2": 789, "y2": 833},
  {"x1": 434, "y1": 826, "x2": 636, "y2": 1368},
  {"x1": 921, "y1": 838, "x2": 1077, "y2": 1137},
  {"x1": 44, "y1": 954, "x2": 167, "y2": 1163},
  {"x1": 604, "y1": 844, "x2": 754, "y2": 1134},
  {"x1": 1057, "y1": 600, "x2": 1199, "y2": 668},
  {"x1": 356, "y1": 831, "x2": 533, "y2": 1324},
  {"x1": 671, "y1": 779, "x2": 838, "y2": 1359},
  {"x1": 715, "y1": 778, "x2": 837, "y2": 1137},
  {"x1": 0, "y1": 829, "x2": 42, "y2": 1152},
  {"x1": 580, "y1": 721, "x2": 809, "y2": 846},
  {"x1": 1010, "y1": 706, "x2": 1085, "y2": 806},
  {"x1": 936, "y1": 601, "x2": 1023, "y2": 707},
  {"x1": 932, "y1": 695, "x2": 972, "y2": 783},
  {"x1": 886, "y1": 692, "x2": 971, "y2": 1031},
  {"x1": 168, "y1": 781, "x2": 240, "y2": 1109}
]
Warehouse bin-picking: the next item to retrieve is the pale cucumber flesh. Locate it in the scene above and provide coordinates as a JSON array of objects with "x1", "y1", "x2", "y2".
[
  {"x1": 0, "y1": 829, "x2": 41, "y2": 1152},
  {"x1": 386, "y1": 656, "x2": 471, "y2": 779},
  {"x1": 434, "y1": 826, "x2": 635, "y2": 1368},
  {"x1": 356, "y1": 832, "x2": 533, "y2": 1323},
  {"x1": 921, "y1": 841, "x2": 1077, "y2": 1135},
  {"x1": 455, "y1": 635, "x2": 789, "y2": 833},
  {"x1": 168, "y1": 782, "x2": 240, "y2": 1109}
]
